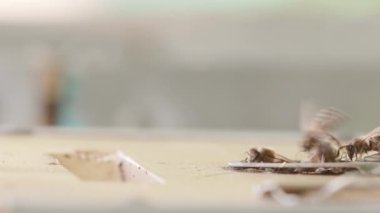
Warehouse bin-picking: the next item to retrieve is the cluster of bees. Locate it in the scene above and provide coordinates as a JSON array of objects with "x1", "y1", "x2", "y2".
[{"x1": 244, "y1": 107, "x2": 380, "y2": 163}]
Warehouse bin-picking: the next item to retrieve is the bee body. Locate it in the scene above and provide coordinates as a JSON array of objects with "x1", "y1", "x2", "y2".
[
  {"x1": 301, "y1": 107, "x2": 347, "y2": 163},
  {"x1": 244, "y1": 147, "x2": 292, "y2": 163},
  {"x1": 339, "y1": 127, "x2": 380, "y2": 161}
]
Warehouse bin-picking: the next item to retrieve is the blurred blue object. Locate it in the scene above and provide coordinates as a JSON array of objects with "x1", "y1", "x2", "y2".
[{"x1": 57, "y1": 72, "x2": 83, "y2": 127}]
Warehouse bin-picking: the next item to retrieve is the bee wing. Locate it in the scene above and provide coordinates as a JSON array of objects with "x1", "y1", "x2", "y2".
[
  {"x1": 259, "y1": 148, "x2": 292, "y2": 163},
  {"x1": 307, "y1": 107, "x2": 348, "y2": 133},
  {"x1": 362, "y1": 126, "x2": 380, "y2": 142},
  {"x1": 271, "y1": 152, "x2": 294, "y2": 163},
  {"x1": 299, "y1": 101, "x2": 319, "y2": 132}
]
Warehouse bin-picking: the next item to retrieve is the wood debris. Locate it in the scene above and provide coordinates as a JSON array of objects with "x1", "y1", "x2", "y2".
[
  {"x1": 227, "y1": 161, "x2": 380, "y2": 175},
  {"x1": 51, "y1": 150, "x2": 165, "y2": 184}
]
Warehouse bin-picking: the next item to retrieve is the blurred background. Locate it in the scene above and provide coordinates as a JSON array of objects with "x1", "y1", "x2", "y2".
[{"x1": 0, "y1": 0, "x2": 380, "y2": 132}]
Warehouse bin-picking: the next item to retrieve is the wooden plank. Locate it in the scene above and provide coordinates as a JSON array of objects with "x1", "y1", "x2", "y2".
[{"x1": 0, "y1": 131, "x2": 378, "y2": 212}]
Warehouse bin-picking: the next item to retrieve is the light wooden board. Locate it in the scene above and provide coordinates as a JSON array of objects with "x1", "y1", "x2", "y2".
[{"x1": 0, "y1": 131, "x2": 378, "y2": 212}]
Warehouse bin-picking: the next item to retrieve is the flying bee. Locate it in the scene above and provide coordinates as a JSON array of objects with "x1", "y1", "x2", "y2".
[
  {"x1": 339, "y1": 126, "x2": 380, "y2": 161},
  {"x1": 243, "y1": 147, "x2": 294, "y2": 163},
  {"x1": 300, "y1": 106, "x2": 348, "y2": 162}
]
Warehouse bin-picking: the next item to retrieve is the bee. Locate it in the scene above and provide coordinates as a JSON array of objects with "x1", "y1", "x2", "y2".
[
  {"x1": 339, "y1": 127, "x2": 380, "y2": 161},
  {"x1": 308, "y1": 141, "x2": 340, "y2": 163},
  {"x1": 300, "y1": 107, "x2": 348, "y2": 162},
  {"x1": 243, "y1": 147, "x2": 293, "y2": 163}
]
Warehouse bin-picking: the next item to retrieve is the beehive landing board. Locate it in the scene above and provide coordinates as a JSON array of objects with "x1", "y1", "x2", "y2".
[{"x1": 0, "y1": 130, "x2": 378, "y2": 212}]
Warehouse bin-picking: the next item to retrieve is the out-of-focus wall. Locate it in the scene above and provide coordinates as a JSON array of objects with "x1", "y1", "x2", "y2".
[{"x1": 1, "y1": 1, "x2": 380, "y2": 131}]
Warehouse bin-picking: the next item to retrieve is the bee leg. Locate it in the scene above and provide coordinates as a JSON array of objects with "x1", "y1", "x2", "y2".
[
  {"x1": 358, "y1": 152, "x2": 363, "y2": 160},
  {"x1": 321, "y1": 154, "x2": 325, "y2": 163}
]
